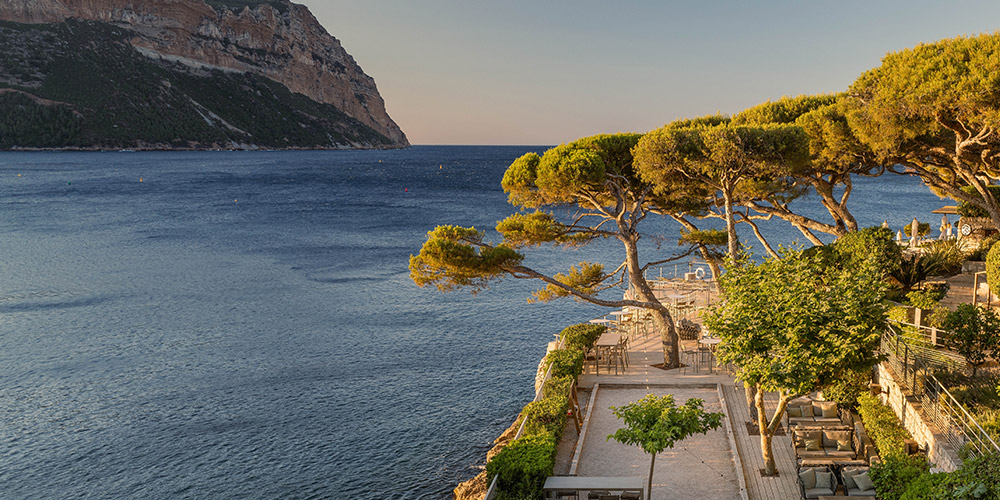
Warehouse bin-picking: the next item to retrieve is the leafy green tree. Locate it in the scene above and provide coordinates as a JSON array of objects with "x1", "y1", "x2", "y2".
[
  {"x1": 846, "y1": 33, "x2": 1000, "y2": 230},
  {"x1": 634, "y1": 119, "x2": 810, "y2": 259},
  {"x1": 411, "y1": 134, "x2": 703, "y2": 368},
  {"x1": 704, "y1": 248, "x2": 888, "y2": 475},
  {"x1": 607, "y1": 394, "x2": 723, "y2": 500},
  {"x1": 732, "y1": 95, "x2": 884, "y2": 243},
  {"x1": 943, "y1": 304, "x2": 1000, "y2": 377}
]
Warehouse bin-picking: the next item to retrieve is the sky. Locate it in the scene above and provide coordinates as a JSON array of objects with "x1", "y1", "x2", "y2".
[{"x1": 305, "y1": 1, "x2": 1000, "y2": 146}]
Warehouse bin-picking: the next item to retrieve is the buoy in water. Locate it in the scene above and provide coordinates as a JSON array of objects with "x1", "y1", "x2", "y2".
[
  {"x1": 139, "y1": 177, "x2": 143, "y2": 183},
  {"x1": 404, "y1": 188, "x2": 408, "y2": 192}
]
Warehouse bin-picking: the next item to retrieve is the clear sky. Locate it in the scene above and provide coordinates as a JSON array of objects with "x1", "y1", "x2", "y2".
[{"x1": 305, "y1": 1, "x2": 1000, "y2": 145}]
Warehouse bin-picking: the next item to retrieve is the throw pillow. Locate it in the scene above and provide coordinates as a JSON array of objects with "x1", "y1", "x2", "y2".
[
  {"x1": 787, "y1": 406, "x2": 802, "y2": 418},
  {"x1": 815, "y1": 471, "x2": 832, "y2": 490},
  {"x1": 818, "y1": 401, "x2": 838, "y2": 418},
  {"x1": 804, "y1": 437, "x2": 822, "y2": 451},
  {"x1": 798, "y1": 467, "x2": 816, "y2": 490},
  {"x1": 837, "y1": 438, "x2": 852, "y2": 451},
  {"x1": 854, "y1": 471, "x2": 874, "y2": 492}
]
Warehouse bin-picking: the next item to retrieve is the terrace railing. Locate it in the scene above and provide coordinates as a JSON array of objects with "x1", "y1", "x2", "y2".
[
  {"x1": 879, "y1": 325, "x2": 1000, "y2": 459},
  {"x1": 482, "y1": 333, "x2": 577, "y2": 500}
]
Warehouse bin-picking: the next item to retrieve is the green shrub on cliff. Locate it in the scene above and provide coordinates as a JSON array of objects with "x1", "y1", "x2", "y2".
[
  {"x1": 559, "y1": 323, "x2": 605, "y2": 352},
  {"x1": 486, "y1": 434, "x2": 556, "y2": 500},
  {"x1": 543, "y1": 348, "x2": 585, "y2": 379}
]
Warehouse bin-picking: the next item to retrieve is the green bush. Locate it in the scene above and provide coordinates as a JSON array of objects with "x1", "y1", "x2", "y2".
[
  {"x1": 870, "y1": 453, "x2": 930, "y2": 500},
  {"x1": 906, "y1": 289, "x2": 940, "y2": 310},
  {"x1": 921, "y1": 240, "x2": 964, "y2": 276},
  {"x1": 888, "y1": 305, "x2": 911, "y2": 323},
  {"x1": 542, "y1": 375, "x2": 573, "y2": 400},
  {"x1": 987, "y1": 242, "x2": 1000, "y2": 299},
  {"x1": 858, "y1": 393, "x2": 911, "y2": 459},
  {"x1": 899, "y1": 471, "x2": 948, "y2": 500},
  {"x1": 544, "y1": 348, "x2": 585, "y2": 379},
  {"x1": 967, "y1": 233, "x2": 1000, "y2": 261},
  {"x1": 936, "y1": 452, "x2": 1000, "y2": 499},
  {"x1": 821, "y1": 367, "x2": 872, "y2": 411},
  {"x1": 486, "y1": 434, "x2": 557, "y2": 500},
  {"x1": 559, "y1": 323, "x2": 605, "y2": 352},
  {"x1": 836, "y1": 226, "x2": 903, "y2": 274},
  {"x1": 521, "y1": 396, "x2": 569, "y2": 437}
]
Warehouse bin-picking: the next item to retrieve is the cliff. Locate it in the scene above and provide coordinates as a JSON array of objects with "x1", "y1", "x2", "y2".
[{"x1": 0, "y1": 0, "x2": 407, "y2": 149}]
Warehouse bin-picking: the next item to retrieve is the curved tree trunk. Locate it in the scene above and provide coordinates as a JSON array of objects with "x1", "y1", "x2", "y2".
[{"x1": 623, "y1": 236, "x2": 680, "y2": 369}]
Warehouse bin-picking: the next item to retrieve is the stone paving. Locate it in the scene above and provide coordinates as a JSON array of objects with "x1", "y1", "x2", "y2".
[{"x1": 553, "y1": 306, "x2": 801, "y2": 500}]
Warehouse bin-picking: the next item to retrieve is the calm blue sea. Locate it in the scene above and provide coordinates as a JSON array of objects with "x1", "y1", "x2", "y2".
[{"x1": 0, "y1": 147, "x2": 944, "y2": 499}]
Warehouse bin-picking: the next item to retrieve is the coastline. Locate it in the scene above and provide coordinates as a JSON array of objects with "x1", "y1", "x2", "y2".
[{"x1": 454, "y1": 344, "x2": 556, "y2": 500}]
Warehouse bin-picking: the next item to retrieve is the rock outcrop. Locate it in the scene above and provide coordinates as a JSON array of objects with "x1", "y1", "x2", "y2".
[{"x1": 0, "y1": 0, "x2": 407, "y2": 147}]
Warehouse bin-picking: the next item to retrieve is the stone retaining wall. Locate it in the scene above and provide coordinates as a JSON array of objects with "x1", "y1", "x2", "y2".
[{"x1": 876, "y1": 363, "x2": 961, "y2": 471}]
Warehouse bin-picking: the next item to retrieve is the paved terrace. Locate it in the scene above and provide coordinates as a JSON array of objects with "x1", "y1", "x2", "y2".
[{"x1": 552, "y1": 314, "x2": 802, "y2": 500}]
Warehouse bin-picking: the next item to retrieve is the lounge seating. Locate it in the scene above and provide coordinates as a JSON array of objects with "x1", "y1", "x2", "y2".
[
  {"x1": 787, "y1": 399, "x2": 843, "y2": 426},
  {"x1": 798, "y1": 466, "x2": 837, "y2": 499},
  {"x1": 840, "y1": 466, "x2": 877, "y2": 496},
  {"x1": 791, "y1": 426, "x2": 858, "y2": 461}
]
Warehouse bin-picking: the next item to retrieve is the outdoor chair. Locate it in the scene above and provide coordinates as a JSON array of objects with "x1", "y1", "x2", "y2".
[
  {"x1": 606, "y1": 345, "x2": 626, "y2": 375},
  {"x1": 587, "y1": 490, "x2": 611, "y2": 500},
  {"x1": 682, "y1": 347, "x2": 700, "y2": 374},
  {"x1": 798, "y1": 465, "x2": 837, "y2": 499},
  {"x1": 840, "y1": 466, "x2": 876, "y2": 496}
]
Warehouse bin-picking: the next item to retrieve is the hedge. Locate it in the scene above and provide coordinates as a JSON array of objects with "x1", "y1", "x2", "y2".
[
  {"x1": 544, "y1": 348, "x2": 585, "y2": 379},
  {"x1": 486, "y1": 434, "x2": 557, "y2": 500},
  {"x1": 871, "y1": 453, "x2": 930, "y2": 500},
  {"x1": 559, "y1": 323, "x2": 605, "y2": 352},
  {"x1": 857, "y1": 393, "x2": 911, "y2": 459},
  {"x1": 987, "y1": 241, "x2": 1000, "y2": 298}
]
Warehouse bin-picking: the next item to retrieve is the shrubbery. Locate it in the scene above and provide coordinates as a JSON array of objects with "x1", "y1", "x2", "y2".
[
  {"x1": 486, "y1": 434, "x2": 557, "y2": 500},
  {"x1": 559, "y1": 323, "x2": 605, "y2": 352},
  {"x1": 821, "y1": 367, "x2": 871, "y2": 411},
  {"x1": 871, "y1": 454, "x2": 930, "y2": 500},
  {"x1": 872, "y1": 452, "x2": 1000, "y2": 500},
  {"x1": 488, "y1": 323, "x2": 602, "y2": 499},
  {"x1": 544, "y1": 348, "x2": 585, "y2": 379},
  {"x1": 858, "y1": 393, "x2": 911, "y2": 458},
  {"x1": 987, "y1": 241, "x2": 1000, "y2": 298}
]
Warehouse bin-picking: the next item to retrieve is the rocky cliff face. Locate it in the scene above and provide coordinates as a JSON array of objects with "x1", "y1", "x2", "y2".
[{"x1": 0, "y1": 0, "x2": 407, "y2": 146}]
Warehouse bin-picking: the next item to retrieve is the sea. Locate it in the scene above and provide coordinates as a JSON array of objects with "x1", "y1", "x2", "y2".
[{"x1": 0, "y1": 146, "x2": 945, "y2": 499}]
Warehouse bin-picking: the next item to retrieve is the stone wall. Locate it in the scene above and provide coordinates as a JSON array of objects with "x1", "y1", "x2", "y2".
[{"x1": 876, "y1": 363, "x2": 962, "y2": 471}]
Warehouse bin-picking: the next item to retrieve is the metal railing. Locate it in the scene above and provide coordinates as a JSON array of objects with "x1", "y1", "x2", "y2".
[
  {"x1": 643, "y1": 258, "x2": 714, "y2": 282},
  {"x1": 879, "y1": 326, "x2": 1000, "y2": 459},
  {"x1": 483, "y1": 334, "x2": 569, "y2": 500}
]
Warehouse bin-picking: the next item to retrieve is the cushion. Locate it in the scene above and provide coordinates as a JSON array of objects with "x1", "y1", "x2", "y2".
[
  {"x1": 854, "y1": 471, "x2": 874, "y2": 492},
  {"x1": 798, "y1": 467, "x2": 816, "y2": 489},
  {"x1": 815, "y1": 471, "x2": 833, "y2": 490},
  {"x1": 804, "y1": 437, "x2": 822, "y2": 451},
  {"x1": 847, "y1": 488, "x2": 877, "y2": 497},
  {"x1": 817, "y1": 401, "x2": 838, "y2": 418},
  {"x1": 787, "y1": 406, "x2": 803, "y2": 418},
  {"x1": 804, "y1": 487, "x2": 834, "y2": 499},
  {"x1": 837, "y1": 438, "x2": 853, "y2": 451},
  {"x1": 841, "y1": 468, "x2": 858, "y2": 490},
  {"x1": 823, "y1": 430, "x2": 851, "y2": 449}
]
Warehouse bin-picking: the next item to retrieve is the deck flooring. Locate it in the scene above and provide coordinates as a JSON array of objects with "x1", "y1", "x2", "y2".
[{"x1": 722, "y1": 385, "x2": 802, "y2": 500}]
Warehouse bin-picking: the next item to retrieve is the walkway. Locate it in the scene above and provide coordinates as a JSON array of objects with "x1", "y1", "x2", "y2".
[{"x1": 555, "y1": 308, "x2": 802, "y2": 500}]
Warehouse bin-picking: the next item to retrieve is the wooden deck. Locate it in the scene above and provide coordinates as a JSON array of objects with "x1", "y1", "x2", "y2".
[{"x1": 722, "y1": 384, "x2": 802, "y2": 500}]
